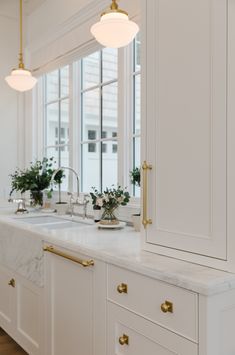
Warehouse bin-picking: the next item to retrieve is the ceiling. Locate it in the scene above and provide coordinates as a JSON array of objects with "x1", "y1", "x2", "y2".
[{"x1": 0, "y1": 0, "x2": 46, "y2": 18}]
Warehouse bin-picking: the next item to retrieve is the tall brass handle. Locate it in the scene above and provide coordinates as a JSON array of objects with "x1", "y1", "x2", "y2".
[
  {"x1": 8, "y1": 279, "x2": 15, "y2": 288},
  {"x1": 43, "y1": 246, "x2": 94, "y2": 267},
  {"x1": 119, "y1": 334, "x2": 129, "y2": 346},
  {"x1": 142, "y1": 161, "x2": 152, "y2": 228}
]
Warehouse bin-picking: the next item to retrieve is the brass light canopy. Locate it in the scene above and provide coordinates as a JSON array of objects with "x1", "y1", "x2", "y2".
[
  {"x1": 5, "y1": 0, "x2": 37, "y2": 92},
  {"x1": 90, "y1": 0, "x2": 139, "y2": 48}
]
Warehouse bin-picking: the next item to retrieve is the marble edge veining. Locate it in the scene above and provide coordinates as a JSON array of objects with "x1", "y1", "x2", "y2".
[{"x1": 1, "y1": 210, "x2": 235, "y2": 295}]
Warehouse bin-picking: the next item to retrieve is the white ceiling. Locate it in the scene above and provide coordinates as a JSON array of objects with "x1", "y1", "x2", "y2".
[{"x1": 0, "y1": 0, "x2": 46, "y2": 18}]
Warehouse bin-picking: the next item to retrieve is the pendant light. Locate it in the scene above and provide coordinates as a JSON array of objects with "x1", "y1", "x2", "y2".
[
  {"x1": 5, "y1": 0, "x2": 37, "y2": 92},
  {"x1": 90, "y1": 0, "x2": 139, "y2": 48}
]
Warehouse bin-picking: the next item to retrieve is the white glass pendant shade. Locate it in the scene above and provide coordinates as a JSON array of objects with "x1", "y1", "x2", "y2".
[
  {"x1": 5, "y1": 69, "x2": 37, "y2": 92},
  {"x1": 91, "y1": 12, "x2": 139, "y2": 48}
]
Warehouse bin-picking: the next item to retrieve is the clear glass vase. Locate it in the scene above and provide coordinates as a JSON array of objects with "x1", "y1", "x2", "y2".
[
  {"x1": 100, "y1": 207, "x2": 119, "y2": 225},
  {"x1": 30, "y1": 190, "x2": 43, "y2": 208}
]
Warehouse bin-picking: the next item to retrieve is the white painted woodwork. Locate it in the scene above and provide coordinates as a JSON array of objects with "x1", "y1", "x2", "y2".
[
  {"x1": 0, "y1": 264, "x2": 43, "y2": 355},
  {"x1": 44, "y1": 245, "x2": 106, "y2": 355},
  {"x1": 107, "y1": 302, "x2": 198, "y2": 355},
  {"x1": 107, "y1": 264, "x2": 198, "y2": 342},
  {"x1": 0, "y1": 264, "x2": 14, "y2": 334},
  {"x1": 199, "y1": 289, "x2": 235, "y2": 355},
  {"x1": 142, "y1": 0, "x2": 228, "y2": 261}
]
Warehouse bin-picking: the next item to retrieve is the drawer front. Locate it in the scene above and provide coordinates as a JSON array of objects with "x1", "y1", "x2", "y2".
[
  {"x1": 107, "y1": 265, "x2": 198, "y2": 342},
  {"x1": 107, "y1": 302, "x2": 198, "y2": 355}
]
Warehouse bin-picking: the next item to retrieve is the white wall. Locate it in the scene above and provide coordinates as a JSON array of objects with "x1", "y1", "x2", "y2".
[{"x1": 0, "y1": 13, "x2": 20, "y2": 198}]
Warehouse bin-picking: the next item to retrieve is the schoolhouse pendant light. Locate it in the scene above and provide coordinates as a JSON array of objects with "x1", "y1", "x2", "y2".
[
  {"x1": 90, "y1": 0, "x2": 139, "y2": 48},
  {"x1": 5, "y1": 0, "x2": 37, "y2": 92}
]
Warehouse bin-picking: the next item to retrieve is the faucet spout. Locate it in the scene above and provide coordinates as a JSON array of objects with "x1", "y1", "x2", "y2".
[{"x1": 50, "y1": 166, "x2": 80, "y2": 203}]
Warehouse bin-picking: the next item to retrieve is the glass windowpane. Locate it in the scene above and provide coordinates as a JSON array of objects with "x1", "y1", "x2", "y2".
[
  {"x1": 102, "y1": 48, "x2": 118, "y2": 83},
  {"x1": 46, "y1": 70, "x2": 59, "y2": 102},
  {"x1": 82, "y1": 52, "x2": 100, "y2": 90},
  {"x1": 82, "y1": 89, "x2": 100, "y2": 141},
  {"x1": 103, "y1": 82, "x2": 118, "y2": 135},
  {"x1": 134, "y1": 74, "x2": 141, "y2": 135},
  {"x1": 102, "y1": 141, "x2": 118, "y2": 189},
  {"x1": 60, "y1": 66, "x2": 69, "y2": 98},
  {"x1": 82, "y1": 143, "x2": 100, "y2": 192},
  {"x1": 46, "y1": 103, "x2": 59, "y2": 146}
]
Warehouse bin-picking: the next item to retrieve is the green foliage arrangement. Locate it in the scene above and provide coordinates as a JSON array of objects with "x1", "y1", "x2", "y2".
[
  {"x1": 9, "y1": 157, "x2": 64, "y2": 198},
  {"x1": 130, "y1": 167, "x2": 141, "y2": 187},
  {"x1": 90, "y1": 185, "x2": 130, "y2": 210}
]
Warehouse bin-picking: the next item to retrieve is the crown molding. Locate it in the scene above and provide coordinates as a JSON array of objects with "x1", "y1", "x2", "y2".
[{"x1": 27, "y1": 0, "x2": 109, "y2": 54}]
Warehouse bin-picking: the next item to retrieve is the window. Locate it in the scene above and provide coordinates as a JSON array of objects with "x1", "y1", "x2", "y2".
[
  {"x1": 39, "y1": 32, "x2": 141, "y2": 200},
  {"x1": 132, "y1": 33, "x2": 141, "y2": 197},
  {"x1": 44, "y1": 66, "x2": 70, "y2": 190},
  {"x1": 80, "y1": 48, "x2": 118, "y2": 192}
]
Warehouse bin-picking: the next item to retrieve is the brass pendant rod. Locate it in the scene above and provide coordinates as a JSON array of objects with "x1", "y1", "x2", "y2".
[{"x1": 19, "y1": 0, "x2": 24, "y2": 69}]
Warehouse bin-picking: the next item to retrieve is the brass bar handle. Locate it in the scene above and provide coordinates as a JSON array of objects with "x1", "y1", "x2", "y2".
[
  {"x1": 161, "y1": 301, "x2": 173, "y2": 313},
  {"x1": 43, "y1": 246, "x2": 94, "y2": 268},
  {"x1": 119, "y1": 334, "x2": 129, "y2": 346},
  {"x1": 142, "y1": 161, "x2": 152, "y2": 228},
  {"x1": 117, "y1": 283, "x2": 128, "y2": 294},
  {"x1": 8, "y1": 279, "x2": 15, "y2": 288}
]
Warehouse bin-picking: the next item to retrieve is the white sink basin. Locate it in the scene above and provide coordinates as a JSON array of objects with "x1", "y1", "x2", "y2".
[{"x1": 12, "y1": 215, "x2": 93, "y2": 230}]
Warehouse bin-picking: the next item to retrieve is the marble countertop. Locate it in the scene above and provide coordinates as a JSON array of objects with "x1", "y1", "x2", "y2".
[{"x1": 1, "y1": 205, "x2": 235, "y2": 295}]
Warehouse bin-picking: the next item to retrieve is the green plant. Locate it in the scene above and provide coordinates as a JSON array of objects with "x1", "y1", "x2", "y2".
[
  {"x1": 90, "y1": 186, "x2": 130, "y2": 210},
  {"x1": 130, "y1": 167, "x2": 141, "y2": 187},
  {"x1": 9, "y1": 157, "x2": 64, "y2": 197}
]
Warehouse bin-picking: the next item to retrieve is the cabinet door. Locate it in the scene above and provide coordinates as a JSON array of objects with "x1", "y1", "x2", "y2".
[
  {"x1": 44, "y1": 246, "x2": 106, "y2": 355},
  {"x1": 107, "y1": 302, "x2": 197, "y2": 355},
  {"x1": 0, "y1": 264, "x2": 14, "y2": 334},
  {"x1": 15, "y1": 275, "x2": 43, "y2": 355},
  {"x1": 142, "y1": 0, "x2": 227, "y2": 259}
]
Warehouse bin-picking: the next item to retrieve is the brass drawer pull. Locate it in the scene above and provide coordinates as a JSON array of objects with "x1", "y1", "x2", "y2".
[
  {"x1": 119, "y1": 334, "x2": 129, "y2": 346},
  {"x1": 8, "y1": 279, "x2": 15, "y2": 288},
  {"x1": 161, "y1": 300, "x2": 173, "y2": 313},
  {"x1": 142, "y1": 161, "x2": 152, "y2": 228},
  {"x1": 43, "y1": 246, "x2": 94, "y2": 267},
  {"x1": 117, "y1": 283, "x2": 128, "y2": 294}
]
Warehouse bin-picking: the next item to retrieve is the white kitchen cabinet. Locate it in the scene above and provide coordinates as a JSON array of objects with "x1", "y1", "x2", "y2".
[
  {"x1": 107, "y1": 302, "x2": 197, "y2": 355},
  {"x1": 141, "y1": 0, "x2": 235, "y2": 270},
  {"x1": 0, "y1": 263, "x2": 43, "y2": 355},
  {"x1": 107, "y1": 264, "x2": 235, "y2": 355},
  {"x1": 44, "y1": 244, "x2": 106, "y2": 355}
]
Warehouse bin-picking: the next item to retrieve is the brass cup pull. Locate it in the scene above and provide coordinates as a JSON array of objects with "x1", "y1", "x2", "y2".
[
  {"x1": 119, "y1": 334, "x2": 129, "y2": 346},
  {"x1": 8, "y1": 279, "x2": 15, "y2": 288},
  {"x1": 161, "y1": 301, "x2": 173, "y2": 313},
  {"x1": 117, "y1": 283, "x2": 128, "y2": 294}
]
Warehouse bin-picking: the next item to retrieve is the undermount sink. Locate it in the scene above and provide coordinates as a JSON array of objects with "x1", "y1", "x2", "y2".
[{"x1": 13, "y1": 214, "x2": 93, "y2": 230}]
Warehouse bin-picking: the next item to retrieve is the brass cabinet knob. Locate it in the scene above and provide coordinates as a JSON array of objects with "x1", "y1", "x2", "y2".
[
  {"x1": 117, "y1": 283, "x2": 128, "y2": 294},
  {"x1": 8, "y1": 279, "x2": 15, "y2": 288},
  {"x1": 161, "y1": 300, "x2": 173, "y2": 313},
  {"x1": 119, "y1": 334, "x2": 129, "y2": 346}
]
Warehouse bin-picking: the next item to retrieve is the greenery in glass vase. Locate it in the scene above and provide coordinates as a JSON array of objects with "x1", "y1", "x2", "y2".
[
  {"x1": 9, "y1": 157, "x2": 64, "y2": 206},
  {"x1": 90, "y1": 185, "x2": 130, "y2": 224},
  {"x1": 130, "y1": 167, "x2": 141, "y2": 187}
]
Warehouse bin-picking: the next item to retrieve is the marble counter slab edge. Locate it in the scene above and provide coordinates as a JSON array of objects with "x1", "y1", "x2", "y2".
[{"x1": 1, "y1": 212, "x2": 235, "y2": 295}]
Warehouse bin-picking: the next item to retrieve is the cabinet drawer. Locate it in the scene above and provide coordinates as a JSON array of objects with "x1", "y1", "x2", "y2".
[
  {"x1": 107, "y1": 302, "x2": 198, "y2": 355},
  {"x1": 107, "y1": 265, "x2": 198, "y2": 342}
]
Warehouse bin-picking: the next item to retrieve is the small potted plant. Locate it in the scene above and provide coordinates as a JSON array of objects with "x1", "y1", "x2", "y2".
[
  {"x1": 9, "y1": 157, "x2": 64, "y2": 208},
  {"x1": 130, "y1": 167, "x2": 141, "y2": 231},
  {"x1": 90, "y1": 186, "x2": 130, "y2": 225}
]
